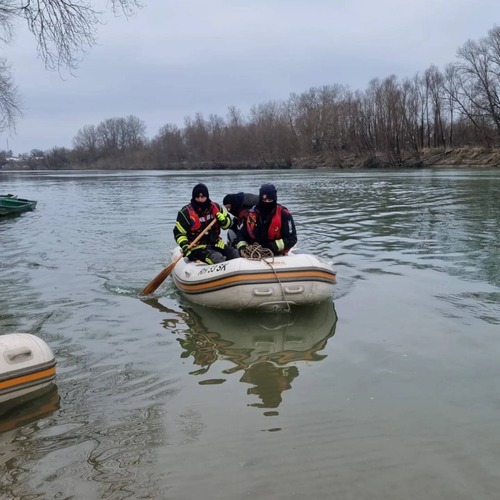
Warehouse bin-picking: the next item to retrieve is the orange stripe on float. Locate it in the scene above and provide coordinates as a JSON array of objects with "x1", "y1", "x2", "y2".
[
  {"x1": 0, "y1": 367, "x2": 56, "y2": 390},
  {"x1": 176, "y1": 270, "x2": 336, "y2": 292}
]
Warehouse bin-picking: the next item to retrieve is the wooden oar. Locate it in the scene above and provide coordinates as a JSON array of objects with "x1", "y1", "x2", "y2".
[{"x1": 140, "y1": 218, "x2": 218, "y2": 296}]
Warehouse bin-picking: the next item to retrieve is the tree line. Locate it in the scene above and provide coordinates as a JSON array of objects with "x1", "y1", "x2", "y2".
[
  {"x1": 0, "y1": 1, "x2": 141, "y2": 136},
  {"x1": 2, "y1": 7, "x2": 500, "y2": 168},
  {"x1": 30, "y1": 25, "x2": 500, "y2": 169}
]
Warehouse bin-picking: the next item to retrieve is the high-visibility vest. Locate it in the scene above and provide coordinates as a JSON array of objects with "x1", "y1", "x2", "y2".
[
  {"x1": 186, "y1": 201, "x2": 220, "y2": 240},
  {"x1": 247, "y1": 205, "x2": 283, "y2": 241}
]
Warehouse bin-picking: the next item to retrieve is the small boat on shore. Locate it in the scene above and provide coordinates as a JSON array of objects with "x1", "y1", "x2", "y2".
[
  {"x1": 0, "y1": 194, "x2": 37, "y2": 216},
  {"x1": 170, "y1": 247, "x2": 336, "y2": 310},
  {"x1": 0, "y1": 333, "x2": 57, "y2": 416}
]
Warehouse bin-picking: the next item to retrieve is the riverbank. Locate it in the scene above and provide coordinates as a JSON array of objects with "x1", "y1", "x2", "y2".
[
  {"x1": 429, "y1": 146, "x2": 500, "y2": 167},
  {"x1": 293, "y1": 147, "x2": 500, "y2": 169},
  {"x1": 2, "y1": 146, "x2": 500, "y2": 170}
]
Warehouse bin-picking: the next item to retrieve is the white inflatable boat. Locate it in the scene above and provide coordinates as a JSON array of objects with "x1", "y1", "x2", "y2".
[
  {"x1": 0, "y1": 333, "x2": 57, "y2": 416},
  {"x1": 170, "y1": 247, "x2": 336, "y2": 310}
]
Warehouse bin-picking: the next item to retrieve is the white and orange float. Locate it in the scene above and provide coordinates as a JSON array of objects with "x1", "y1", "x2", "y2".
[
  {"x1": 170, "y1": 247, "x2": 336, "y2": 310},
  {"x1": 0, "y1": 333, "x2": 57, "y2": 416}
]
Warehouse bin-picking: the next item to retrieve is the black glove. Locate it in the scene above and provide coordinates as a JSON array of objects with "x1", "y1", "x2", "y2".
[
  {"x1": 268, "y1": 239, "x2": 284, "y2": 254},
  {"x1": 267, "y1": 241, "x2": 278, "y2": 254},
  {"x1": 181, "y1": 245, "x2": 191, "y2": 257},
  {"x1": 237, "y1": 243, "x2": 248, "y2": 256}
]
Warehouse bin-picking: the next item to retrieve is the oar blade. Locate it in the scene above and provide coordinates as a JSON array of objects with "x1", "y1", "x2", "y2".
[
  {"x1": 140, "y1": 218, "x2": 216, "y2": 297},
  {"x1": 140, "y1": 262, "x2": 175, "y2": 296}
]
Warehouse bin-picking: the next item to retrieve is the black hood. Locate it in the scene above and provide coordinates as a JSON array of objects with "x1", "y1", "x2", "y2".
[
  {"x1": 191, "y1": 183, "x2": 210, "y2": 210},
  {"x1": 257, "y1": 183, "x2": 277, "y2": 215},
  {"x1": 223, "y1": 193, "x2": 243, "y2": 217}
]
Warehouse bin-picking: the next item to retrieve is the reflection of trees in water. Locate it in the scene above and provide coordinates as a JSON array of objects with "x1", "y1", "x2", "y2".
[{"x1": 144, "y1": 298, "x2": 337, "y2": 410}]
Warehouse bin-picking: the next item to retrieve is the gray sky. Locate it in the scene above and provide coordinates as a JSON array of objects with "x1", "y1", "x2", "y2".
[{"x1": 2, "y1": 0, "x2": 499, "y2": 154}]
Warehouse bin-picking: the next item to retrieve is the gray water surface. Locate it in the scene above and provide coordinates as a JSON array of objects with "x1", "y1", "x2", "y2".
[{"x1": 1, "y1": 169, "x2": 499, "y2": 499}]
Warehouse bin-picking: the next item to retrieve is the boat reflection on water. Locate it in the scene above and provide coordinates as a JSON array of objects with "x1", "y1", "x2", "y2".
[
  {"x1": 0, "y1": 385, "x2": 60, "y2": 434},
  {"x1": 143, "y1": 298, "x2": 337, "y2": 410}
]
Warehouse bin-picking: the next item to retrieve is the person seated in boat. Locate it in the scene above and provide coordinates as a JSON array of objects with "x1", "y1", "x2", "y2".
[
  {"x1": 222, "y1": 191, "x2": 259, "y2": 246},
  {"x1": 174, "y1": 183, "x2": 239, "y2": 265},
  {"x1": 235, "y1": 183, "x2": 297, "y2": 256}
]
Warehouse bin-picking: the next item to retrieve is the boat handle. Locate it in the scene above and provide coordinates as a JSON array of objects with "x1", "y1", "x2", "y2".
[
  {"x1": 253, "y1": 288, "x2": 273, "y2": 296},
  {"x1": 284, "y1": 286, "x2": 304, "y2": 294},
  {"x1": 6, "y1": 347, "x2": 33, "y2": 362}
]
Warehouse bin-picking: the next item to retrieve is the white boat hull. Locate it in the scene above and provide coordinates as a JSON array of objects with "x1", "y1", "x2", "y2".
[
  {"x1": 0, "y1": 333, "x2": 57, "y2": 415},
  {"x1": 171, "y1": 247, "x2": 336, "y2": 310}
]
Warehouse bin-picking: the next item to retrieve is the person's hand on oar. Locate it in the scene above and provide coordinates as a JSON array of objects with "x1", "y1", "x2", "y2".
[{"x1": 140, "y1": 218, "x2": 217, "y2": 296}]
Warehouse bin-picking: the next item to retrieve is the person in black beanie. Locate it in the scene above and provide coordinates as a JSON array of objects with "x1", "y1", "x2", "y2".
[
  {"x1": 173, "y1": 183, "x2": 239, "y2": 264},
  {"x1": 222, "y1": 191, "x2": 259, "y2": 245},
  {"x1": 235, "y1": 183, "x2": 297, "y2": 255}
]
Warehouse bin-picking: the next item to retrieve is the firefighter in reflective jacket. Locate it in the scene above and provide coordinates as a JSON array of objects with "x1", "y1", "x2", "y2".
[
  {"x1": 236, "y1": 184, "x2": 297, "y2": 256},
  {"x1": 174, "y1": 183, "x2": 239, "y2": 264}
]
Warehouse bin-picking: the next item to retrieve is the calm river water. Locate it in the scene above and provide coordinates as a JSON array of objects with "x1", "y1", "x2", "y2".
[{"x1": 1, "y1": 168, "x2": 499, "y2": 499}]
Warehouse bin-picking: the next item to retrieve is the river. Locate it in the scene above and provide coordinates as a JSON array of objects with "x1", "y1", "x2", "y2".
[{"x1": 1, "y1": 168, "x2": 499, "y2": 499}]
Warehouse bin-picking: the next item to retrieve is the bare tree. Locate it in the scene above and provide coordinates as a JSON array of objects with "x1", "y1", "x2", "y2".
[
  {"x1": 150, "y1": 124, "x2": 186, "y2": 164},
  {"x1": 398, "y1": 76, "x2": 422, "y2": 155},
  {"x1": 289, "y1": 88, "x2": 325, "y2": 155},
  {"x1": 451, "y1": 27, "x2": 500, "y2": 145},
  {"x1": 121, "y1": 115, "x2": 147, "y2": 151},
  {"x1": 0, "y1": 0, "x2": 142, "y2": 132},
  {"x1": 423, "y1": 65, "x2": 447, "y2": 148},
  {"x1": 94, "y1": 115, "x2": 146, "y2": 154},
  {"x1": 44, "y1": 146, "x2": 71, "y2": 169},
  {"x1": 184, "y1": 113, "x2": 210, "y2": 162},
  {"x1": 0, "y1": 57, "x2": 20, "y2": 132},
  {"x1": 443, "y1": 64, "x2": 461, "y2": 146},
  {"x1": 249, "y1": 99, "x2": 297, "y2": 165},
  {"x1": 224, "y1": 106, "x2": 257, "y2": 161},
  {"x1": 74, "y1": 124, "x2": 99, "y2": 150}
]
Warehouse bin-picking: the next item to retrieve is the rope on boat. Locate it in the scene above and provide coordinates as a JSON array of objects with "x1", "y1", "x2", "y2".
[
  {"x1": 239, "y1": 243, "x2": 291, "y2": 311},
  {"x1": 239, "y1": 242, "x2": 274, "y2": 260}
]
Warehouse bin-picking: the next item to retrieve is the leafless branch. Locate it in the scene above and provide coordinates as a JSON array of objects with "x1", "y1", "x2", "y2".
[{"x1": 0, "y1": 57, "x2": 22, "y2": 132}]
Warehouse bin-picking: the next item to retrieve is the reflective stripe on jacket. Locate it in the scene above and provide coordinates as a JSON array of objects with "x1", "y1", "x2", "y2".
[{"x1": 174, "y1": 201, "x2": 221, "y2": 249}]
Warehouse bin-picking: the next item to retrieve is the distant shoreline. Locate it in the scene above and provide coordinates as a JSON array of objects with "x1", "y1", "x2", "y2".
[{"x1": 2, "y1": 147, "x2": 500, "y2": 171}]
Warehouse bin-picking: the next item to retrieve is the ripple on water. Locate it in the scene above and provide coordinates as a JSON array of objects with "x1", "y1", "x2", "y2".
[{"x1": 1, "y1": 169, "x2": 500, "y2": 499}]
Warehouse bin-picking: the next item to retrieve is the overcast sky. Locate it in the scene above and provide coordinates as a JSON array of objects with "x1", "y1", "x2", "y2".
[{"x1": 2, "y1": 0, "x2": 499, "y2": 154}]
